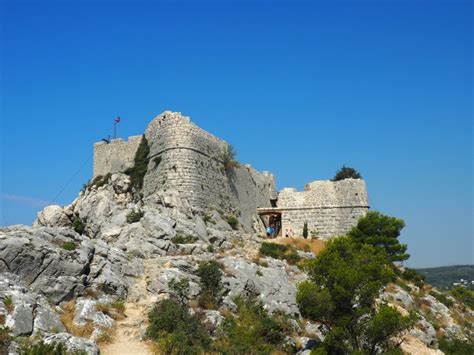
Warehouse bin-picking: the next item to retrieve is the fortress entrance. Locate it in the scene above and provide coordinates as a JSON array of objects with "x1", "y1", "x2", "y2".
[{"x1": 257, "y1": 209, "x2": 282, "y2": 238}]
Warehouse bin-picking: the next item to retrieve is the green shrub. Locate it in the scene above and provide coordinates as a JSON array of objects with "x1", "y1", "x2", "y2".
[
  {"x1": 222, "y1": 144, "x2": 238, "y2": 170},
  {"x1": 168, "y1": 278, "x2": 190, "y2": 304},
  {"x1": 402, "y1": 267, "x2": 426, "y2": 287},
  {"x1": 20, "y1": 341, "x2": 87, "y2": 355},
  {"x1": 438, "y1": 336, "x2": 474, "y2": 355},
  {"x1": 225, "y1": 216, "x2": 239, "y2": 230},
  {"x1": 450, "y1": 286, "x2": 474, "y2": 309},
  {"x1": 207, "y1": 245, "x2": 215, "y2": 253},
  {"x1": 202, "y1": 214, "x2": 212, "y2": 224},
  {"x1": 303, "y1": 222, "x2": 308, "y2": 239},
  {"x1": 62, "y1": 241, "x2": 76, "y2": 251},
  {"x1": 85, "y1": 173, "x2": 112, "y2": 191},
  {"x1": 124, "y1": 135, "x2": 150, "y2": 191},
  {"x1": 126, "y1": 209, "x2": 144, "y2": 223},
  {"x1": 0, "y1": 326, "x2": 10, "y2": 354},
  {"x1": 332, "y1": 165, "x2": 361, "y2": 181},
  {"x1": 146, "y1": 299, "x2": 210, "y2": 353},
  {"x1": 171, "y1": 234, "x2": 198, "y2": 244},
  {"x1": 72, "y1": 218, "x2": 85, "y2": 235},
  {"x1": 214, "y1": 295, "x2": 292, "y2": 354},
  {"x1": 197, "y1": 260, "x2": 223, "y2": 309},
  {"x1": 431, "y1": 290, "x2": 454, "y2": 308},
  {"x1": 259, "y1": 242, "x2": 301, "y2": 265},
  {"x1": 3, "y1": 295, "x2": 13, "y2": 313},
  {"x1": 111, "y1": 299, "x2": 125, "y2": 314}
]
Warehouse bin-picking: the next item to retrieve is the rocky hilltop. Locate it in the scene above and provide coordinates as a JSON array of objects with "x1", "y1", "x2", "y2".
[{"x1": 0, "y1": 115, "x2": 472, "y2": 354}]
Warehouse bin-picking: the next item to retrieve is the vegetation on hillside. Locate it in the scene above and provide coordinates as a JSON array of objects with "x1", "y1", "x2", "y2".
[
  {"x1": 297, "y1": 236, "x2": 416, "y2": 354},
  {"x1": 197, "y1": 260, "x2": 223, "y2": 309},
  {"x1": 222, "y1": 144, "x2": 238, "y2": 170},
  {"x1": 259, "y1": 242, "x2": 301, "y2": 265},
  {"x1": 416, "y1": 265, "x2": 474, "y2": 290},
  {"x1": 214, "y1": 295, "x2": 293, "y2": 354},
  {"x1": 348, "y1": 211, "x2": 409, "y2": 263},
  {"x1": 125, "y1": 135, "x2": 150, "y2": 191},
  {"x1": 332, "y1": 165, "x2": 362, "y2": 181},
  {"x1": 146, "y1": 298, "x2": 211, "y2": 354}
]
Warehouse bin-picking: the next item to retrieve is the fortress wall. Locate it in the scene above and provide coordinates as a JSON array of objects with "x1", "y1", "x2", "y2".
[
  {"x1": 143, "y1": 112, "x2": 275, "y2": 230},
  {"x1": 280, "y1": 207, "x2": 368, "y2": 239},
  {"x1": 278, "y1": 179, "x2": 369, "y2": 239},
  {"x1": 93, "y1": 135, "x2": 142, "y2": 178}
]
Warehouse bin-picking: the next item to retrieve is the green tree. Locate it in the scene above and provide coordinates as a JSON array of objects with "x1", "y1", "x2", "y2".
[
  {"x1": 348, "y1": 211, "x2": 409, "y2": 263},
  {"x1": 125, "y1": 135, "x2": 150, "y2": 190},
  {"x1": 303, "y1": 222, "x2": 309, "y2": 239},
  {"x1": 297, "y1": 237, "x2": 415, "y2": 354},
  {"x1": 332, "y1": 165, "x2": 362, "y2": 181}
]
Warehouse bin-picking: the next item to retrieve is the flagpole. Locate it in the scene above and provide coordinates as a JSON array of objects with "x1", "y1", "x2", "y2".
[{"x1": 114, "y1": 116, "x2": 120, "y2": 139}]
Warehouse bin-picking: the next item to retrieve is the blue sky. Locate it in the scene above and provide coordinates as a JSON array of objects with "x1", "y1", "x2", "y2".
[{"x1": 1, "y1": 0, "x2": 472, "y2": 268}]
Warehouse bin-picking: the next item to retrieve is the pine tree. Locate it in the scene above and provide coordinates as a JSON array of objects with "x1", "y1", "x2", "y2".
[{"x1": 348, "y1": 211, "x2": 409, "y2": 263}]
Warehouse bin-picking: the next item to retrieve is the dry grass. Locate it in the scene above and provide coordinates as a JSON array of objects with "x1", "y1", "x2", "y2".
[
  {"x1": 95, "y1": 327, "x2": 115, "y2": 345},
  {"x1": 60, "y1": 300, "x2": 94, "y2": 338},
  {"x1": 275, "y1": 237, "x2": 326, "y2": 255}
]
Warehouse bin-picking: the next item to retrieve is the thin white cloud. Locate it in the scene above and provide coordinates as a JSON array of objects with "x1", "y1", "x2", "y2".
[{"x1": 0, "y1": 193, "x2": 51, "y2": 208}]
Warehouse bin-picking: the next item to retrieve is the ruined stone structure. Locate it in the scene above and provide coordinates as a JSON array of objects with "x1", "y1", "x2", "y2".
[
  {"x1": 93, "y1": 111, "x2": 369, "y2": 237},
  {"x1": 257, "y1": 179, "x2": 369, "y2": 239},
  {"x1": 94, "y1": 135, "x2": 142, "y2": 177},
  {"x1": 94, "y1": 112, "x2": 276, "y2": 231}
]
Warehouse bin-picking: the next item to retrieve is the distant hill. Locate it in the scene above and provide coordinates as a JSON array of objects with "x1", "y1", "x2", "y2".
[{"x1": 416, "y1": 265, "x2": 474, "y2": 289}]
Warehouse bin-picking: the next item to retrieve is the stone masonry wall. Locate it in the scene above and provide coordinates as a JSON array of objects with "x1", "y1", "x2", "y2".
[
  {"x1": 143, "y1": 112, "x2": 275, "y2": 231},
  {"x1": 93, "y1": 136, "x2": 142, "y2": 178},
  {"x1": 278, "y1": 179, "x2": 369, "y2": 239}
]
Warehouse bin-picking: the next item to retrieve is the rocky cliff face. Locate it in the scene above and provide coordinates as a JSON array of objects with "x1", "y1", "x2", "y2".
[{"x1": 0, "y1": 173, "x2": 472, "y2": 354}]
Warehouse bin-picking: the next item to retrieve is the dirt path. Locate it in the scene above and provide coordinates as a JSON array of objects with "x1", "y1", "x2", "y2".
[{"x1": 101, "y1": 274, "x2": 155, "y2": 355}]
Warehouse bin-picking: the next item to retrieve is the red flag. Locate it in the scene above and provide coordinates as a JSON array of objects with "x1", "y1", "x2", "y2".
[{"x1": 115, "y1": 116, "x2": 121, "y2": 123}]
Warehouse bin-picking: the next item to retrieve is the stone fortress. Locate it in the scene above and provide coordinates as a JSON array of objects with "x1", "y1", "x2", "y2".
[{"x1": 94, "y1": 111, "x2": 369, "y2": 238}]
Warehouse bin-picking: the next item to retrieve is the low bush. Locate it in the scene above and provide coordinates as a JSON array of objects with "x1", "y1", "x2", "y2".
[
  {"x1": 438, "y1": 336, "x2": 474, "y2": 355},
  {"x1": 20, "y1": 341, "x2": 87, "y2": 355},
  {"x1": 214, "y1": 295, "x2": 292, "y2": 354},
  {"x1": 126, "y1": 209, "x2": 144, "y2": 224},
  {"x1": 171, "y1": 234, "x2": 198, "y2": 244},
  {"x1": 225, "y1": 216, "x2": 239, "y2": 230},
  {"x1": 3, "y1": 295, "x2": 13, "y2": 313},
  {"x1": 202, "y1": 214, "x2": 212, "y2": 224},
  {"x1": 84, "y1": 173, "x2": 112, "y2": 192},
  {"x1": 450, "y1": 286, "x2": 474, "y2": 309},
  {"x1": 62, "y1": 241, "x2": 76, "y2": 251},
  {"x1": 146, "y1": 299, "x2": 211, "y2": 353},
  {"x1": 222, "y1": 144, "x2": 238, "y2": 170},
  {"x1": 431, "y1": 290, "x2": 454, "y2": 308},
  {"x1": 0, "y1": 326, "x2": 10, "y2": 354},
  {"x1": 402, "y1": 268, "x2": 426, "y2": 287},
  {"x1": 72, "y1": 218, "x2": 85, "y2": 235},
  {"x1": 169, "y1": 278, "x2": 190, "y2": 304},
  {"x1": 111, "y1": 300, "x2": 126, "y2": 315},
  {"x1": 259, "y1": 242, "x2": 301, "y2": 265},
  {"x1": 197, "y1": 260, "x2": 223, "y2": 309}
]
